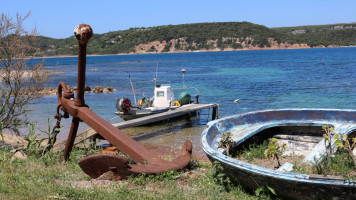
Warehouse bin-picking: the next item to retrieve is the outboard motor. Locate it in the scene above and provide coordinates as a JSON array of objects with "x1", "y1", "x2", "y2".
[{"x1": 116, "y1": 97, "x2": 132, "y2": 113}]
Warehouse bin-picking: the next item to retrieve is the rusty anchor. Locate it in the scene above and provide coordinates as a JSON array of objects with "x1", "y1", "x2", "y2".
[{"x1": 57, "y1": 24, "x2": 192, "y2": 179}]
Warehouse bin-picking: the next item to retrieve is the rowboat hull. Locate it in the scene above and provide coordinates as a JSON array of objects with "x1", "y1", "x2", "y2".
[{"x1": 202, "y1": 109, "x2": 356, "y2": 200}]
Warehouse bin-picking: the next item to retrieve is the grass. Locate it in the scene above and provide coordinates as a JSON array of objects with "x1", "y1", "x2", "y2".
[
  {"x1": 0, "y1": 146, "x2": 273, "y2": 200},
  {"x1": 235, "y1": 140, "x2": 268, "y2": 162},
  {"x1": 308, "y1": 150, "x2": 356, "y2": 180}
]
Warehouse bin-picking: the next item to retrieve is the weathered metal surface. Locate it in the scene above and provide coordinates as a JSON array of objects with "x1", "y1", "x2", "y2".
[
  {"x1": 56, "y1": 24, "x2": 192, "y2": 179},
  {"x1": 202, "y1": 109, "x2": 356, "y2": 200},
  {"x1": 79, "y1": 140, "x2": 192, "y2": 179}
]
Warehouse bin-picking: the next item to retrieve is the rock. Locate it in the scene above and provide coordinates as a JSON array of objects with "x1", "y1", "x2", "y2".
[
  {"x1": 277, "y1": 162, "x2": 294, "y2": 172},
  {"x1": 96, "y1": 170, "x2": 119, "y2": 181},
  {"x1": 84, "y1": 85, "x2": 91, "y2": 92},
  {"x1": 92, "y1": 86, "x2": 104, "y2": 93},
  {"x1": 103, "y1": 87, "x2": 116, "y2": 93},
  {"x1": 92, "y1": 86, "x2": 116, "y2": 93},
  {"x1": 40, "y1": 87, "x2": 56, "y2": 96}
]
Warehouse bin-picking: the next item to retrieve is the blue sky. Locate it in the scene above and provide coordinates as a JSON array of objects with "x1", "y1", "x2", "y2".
[{"x1": 2, "y1": 0, "x2": 356, "y2": 39}]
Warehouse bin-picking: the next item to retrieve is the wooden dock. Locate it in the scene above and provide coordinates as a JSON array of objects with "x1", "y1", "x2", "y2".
[{"x1": 53, "y1": 103, "x2": 218, "y2": 152}]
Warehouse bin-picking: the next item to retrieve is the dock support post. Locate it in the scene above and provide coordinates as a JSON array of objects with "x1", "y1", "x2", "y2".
[
  {"x1": 186, "y1": 112, "x2": 192, "y2": 120},
  {"x1": 212, "y1": 106, "x2": 217, "y2": 120}
]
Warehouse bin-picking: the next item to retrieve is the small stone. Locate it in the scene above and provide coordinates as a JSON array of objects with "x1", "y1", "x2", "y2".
[
  {"x1": 92, "y1": 86, "x2": 104, "y2": 93},
  {"x1": 96, "y1": 170, "x2": 119, "y2": 181},
  {"x1": 276, "y1": 162, "x2": 294, "y2": 172},
  {"x1": 84, "y1": 85, "x2": 91, "y2": 91}
]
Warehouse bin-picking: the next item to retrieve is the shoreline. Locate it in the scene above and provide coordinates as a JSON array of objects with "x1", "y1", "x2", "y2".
[{"x1": 37, "y1": 45, "x2": 354, "y2": 59}]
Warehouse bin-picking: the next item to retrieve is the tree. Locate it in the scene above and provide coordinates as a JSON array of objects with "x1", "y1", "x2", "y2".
[
  {"x1": 218, "y1": 132, "x2": 234, "y2": 156},
  {"x1": 0, "y1": 12, "x2": 51, "y2": 133},
  {"x1": 264, "y1": 138, "x2": 286, "y2": 168},
  {"x1": 333, "y1": 133, "x2": 356, "y2": 167}
]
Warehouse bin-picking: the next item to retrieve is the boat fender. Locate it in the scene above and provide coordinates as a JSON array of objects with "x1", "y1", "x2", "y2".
[
  {"x1": 138, "y1": 99, "x2": 143, "y2": 106},
  {"x1": 174, "y1": 100, "x2": 180, "y2": 106}
]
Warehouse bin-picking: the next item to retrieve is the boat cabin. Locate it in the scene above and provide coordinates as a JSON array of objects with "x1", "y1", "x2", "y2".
[{"x1": 153, "y1": 85, "x2": 174, "y2": 108}]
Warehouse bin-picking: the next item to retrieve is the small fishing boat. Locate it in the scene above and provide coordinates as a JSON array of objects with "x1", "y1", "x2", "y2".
[
  {"x1": 115, "y1": 69, "x2": 199, "y2": 121},
  {"x1": 202, "y1": 109, "x2": 356, "y2": 200}
]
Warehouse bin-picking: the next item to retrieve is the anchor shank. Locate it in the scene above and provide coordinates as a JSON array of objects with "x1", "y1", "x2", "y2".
[{"x1": 75, "y1": 42, "x2": 87, "y2": 107}]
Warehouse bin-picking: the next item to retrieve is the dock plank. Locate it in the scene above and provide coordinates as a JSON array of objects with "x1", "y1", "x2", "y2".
[{"x1": 53, "y1": 103, "x2": 218, "y2": 152}]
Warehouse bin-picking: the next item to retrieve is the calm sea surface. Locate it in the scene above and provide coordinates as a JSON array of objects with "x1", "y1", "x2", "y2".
[{"x1": 26, "y1": 47, "x2": 356, "y2": 158}]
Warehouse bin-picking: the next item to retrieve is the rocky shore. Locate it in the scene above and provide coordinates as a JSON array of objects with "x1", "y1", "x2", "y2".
[{"x1": 40, "y1": 85, "x2": 116, "y2": 96}]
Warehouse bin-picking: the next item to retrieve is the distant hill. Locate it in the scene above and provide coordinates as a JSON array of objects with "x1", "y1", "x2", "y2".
[
  {"x1": 36, "y1": 22, "x2": 356, "y2": 56},
  {"x1": 273, "y1": 23, "x2": 356, "y2": 47}
]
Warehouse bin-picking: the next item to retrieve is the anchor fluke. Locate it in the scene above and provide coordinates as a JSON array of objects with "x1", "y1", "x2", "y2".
[{"x1": 79, "y1": 140, "x2": 193, "y2": 180}]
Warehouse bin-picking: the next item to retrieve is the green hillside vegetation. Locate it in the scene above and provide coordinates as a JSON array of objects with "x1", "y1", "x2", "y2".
[
  {"x1": 273, "y1": 23, "x2": 356, "y2": 47},
  {"x1": 36, "y1": 22, "x2": 356, "y2": 56}
]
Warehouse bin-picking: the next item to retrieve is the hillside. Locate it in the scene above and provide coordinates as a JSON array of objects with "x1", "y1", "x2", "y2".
[
  {"x1": 36, "y1": 22, "x2": 356, "y2": 56},
  {"x1": 273, "y1": 23, "x2": 356, "y2": 47}
]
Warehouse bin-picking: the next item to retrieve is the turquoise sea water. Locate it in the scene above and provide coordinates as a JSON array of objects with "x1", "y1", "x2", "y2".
[{"x1": 27, "y1": 47, "x2": 356, "y2": 141}]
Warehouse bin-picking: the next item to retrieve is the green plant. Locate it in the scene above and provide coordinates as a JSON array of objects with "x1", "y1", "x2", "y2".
[
  {"x1": 40, "y1": 118, "x2": 62, "y2": 154},
  {"x1": 218, "y1": 132, "x2": 234, "y2": 156},
  {"x1": 310, "y1": 124, "x2": 337, "y2": 175},
  {"x1": 333, "y1": 133, "x2": 356, "y2": 167},
  {"x1": 80, "y1": 131, "x2": 102, "y2": 156},
  {"x1": 311, "y1": 156, "x2": 331, "y2": 175},
  {"x1": 255, "y1": 185, "x2": 276, "y2": 197},
  {"x1": 239, "y1": 141, "x2": 268, "y2": 162},
  {"x1": 81, "y1": 131, "x2": 88, "y2": 148},
  {"x1": 129, "y1": 170, "x2": 179, "y2": 185},
  {"x1": 311, "y1": 149, "x2": 356, "y2": 179},
  {"x1": 0, "y1": 122, "x2": 3, "y2": 143},
  {"x1": 330, "y1": 151, "x2": 355, "y2": 179},
  {"x1": 322, "y1": 124, "x2": 334, "y2": 157},
  {"x1": 0, "y1": 150, "x2": 9, "y2": 162},
  {"x1": 292, "y1": 161, "x2": 308, "y2": 174},
  {"x1": 208, "y1": 161, "x2": 232, "y2": 191},
  {"x1": 264, "y1": 138, "x2": 286, "y2": 168},
  {"x1": 24, "y1": 123, "x2": 45, "y2": 155},
  {"x1": 189, "y1": 159, "x2": 201, "y2": 170}
]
